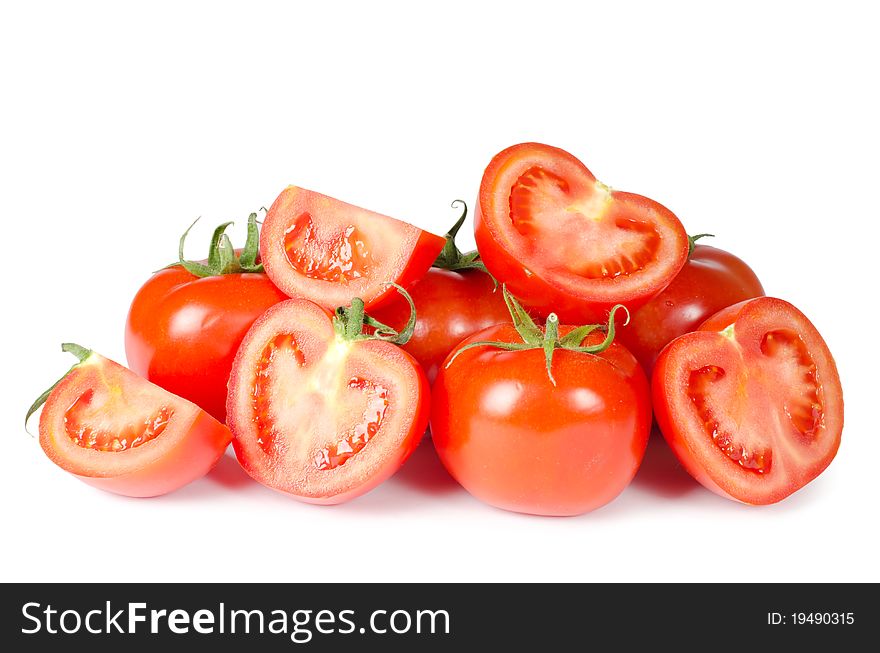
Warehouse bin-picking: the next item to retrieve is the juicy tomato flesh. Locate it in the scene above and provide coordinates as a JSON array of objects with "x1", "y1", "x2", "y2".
[
  {"x1": 39, "y1": 352, "x2": 231, "y2": 497},
  {"x1": 687, "y1": 329, "x2": 822, "y2": 475},
  {"x1": 652, "y1": 297, "x2": 842, "y2": 504},
  {"x1": 226, "y1": 299, "x2": 429, "y2": 504},
  {"x1": 261, "y1": 186, "x2": 445, "y2": 310},
  {"x1": 283, "y1": 213, "x2": 373, "y2": 282},
  {"x1": 509, "y1": 166, "x2": 660, "y2": 279},
  {"x1": 64, "y1": 388, "x2": 172, "y2": 452},
  {"x1": 476, "y1": 143, "x2": 688, "y2": 322}
]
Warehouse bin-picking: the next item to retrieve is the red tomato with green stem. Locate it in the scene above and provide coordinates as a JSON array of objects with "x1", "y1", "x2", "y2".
[
  {"x1": 370, "y1": 201, "x2": 510, "y2": 382},
  {"x1": 475, "y1": 142, "x2": 689, "y2": 323},
  {"x1": 26, "y1": 344, "x2": 231, "y2": 497},
  {"x1": 431, "y1": 289, "x2": 651, "y2": 516},
  {"x1": 125, "y1": 213, "x2": 288, "y2": 422},
  {"x1": 260, "y1": 185, "x2": 445, "y2": 311},
  {"x1": 652, "y1": 297, "x2": 843, "y2": 505},
  {"x1": 226, "y1": 286, "x2": 429, "y2": 504},
  {"x1": 617, "y1": 234, "x2": 765, "y2": 374}
]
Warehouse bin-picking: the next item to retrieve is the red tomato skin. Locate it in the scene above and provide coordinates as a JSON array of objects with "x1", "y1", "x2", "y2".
[
  {"x1": 369, "y1": 268, "x2": 510, "y2": 383},
  {"x1": 618, "y1": 244, "x2": 765, "y2": 374},
  {"x1": 225, "y1": 298, "x2": 431, "y2": 505},
  {"x1": 475, "y1": 143, "x2": 689, "y2": 323},
  {"x1": 431, "y1": 325, "x2": 651, "y2": 516},
  {"x1": 38, "y1": 354, "x2": 231, "y2": 498},
  {"x1": 125, "y1": 266, "x2": 288, "y2": 422},
  {"x1": 652, "y1": 297, "x2": 843, "y2": 505}
]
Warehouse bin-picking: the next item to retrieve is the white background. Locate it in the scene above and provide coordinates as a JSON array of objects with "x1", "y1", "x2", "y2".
[{"x1": 2, "y1": 1, "x2": 878, "y2": 583}]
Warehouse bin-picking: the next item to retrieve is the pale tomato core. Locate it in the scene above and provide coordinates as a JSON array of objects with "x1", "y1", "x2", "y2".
[
  {"x1": 312, "y1": 377, "x2": 389, "y2": 471},
  {"x1": 508, "y1": 166, "x2": 660, "y2": 279},
  {"x1": 283, "y1": 212, "x2": 373, "y2": 282},
  {"x1": 249, "y1": 331, "x2": 393, "y2": 472},
  {"x1": 686, "y1": 329, "x2": 823, "y2": 475},
  {"x1": 63, "y1": 388, "x2": 173, "y2": 452}
]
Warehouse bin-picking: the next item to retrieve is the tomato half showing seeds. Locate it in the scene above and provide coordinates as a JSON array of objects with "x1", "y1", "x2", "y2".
[
  {"x1": 431, "y1": 292, "x2": 652, "y2": 516},
  {"x1": 261, "y1": 186, "x2": 445, "y2": 311},
  {"x1": 370, "y1": 202, "x2": 510, "y2": 382},
  {"x1": 226, "y1": 296, "x2": 430, "y2": 504},
  {"x1": 126, "y1": 214, "x2": 288, "y2": 422},
  {"x1": 27, "y1": 344, "x2": 231, "y2": 497},
  {"x1": 475, "y1": 143, "x2": 689, "y2": 322},
  {"x1": 617, "y1": 237, "x2": 765, "y2": 375},
  {"x1": 652, "y1": 297, "x2": 843, "y2": 505}
]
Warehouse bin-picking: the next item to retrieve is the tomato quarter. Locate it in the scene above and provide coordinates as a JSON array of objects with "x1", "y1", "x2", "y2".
[
  {"x1": 226, "y1": 294, "x2": 429, "y2": 504},
  {"x1": 27, "y1": 344, "x2": 231, "y2": 497},
  {"x1": 431, "y1": 292, "x2": 651, "y2": 516},
  {"x1": 261, "y1": 186, "x2": 445, "y2": 311},
  {"x1": 652, "y1": 297, "x2": 843, "y2": 504},
  {"x1": 618, "y1": 237, "x2": 765, "y2": 374},
  {"x1": 475, "y1": 143, "x2": 689, "y2": 322}
]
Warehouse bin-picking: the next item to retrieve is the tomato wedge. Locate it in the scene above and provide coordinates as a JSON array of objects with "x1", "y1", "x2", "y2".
[
  {"x1": 226, "y1": 296, "x2": 429, "y2": 504},
  {"x1": 261, "y1": 186, "x2": 445, "y2": 310},
  {"x1": 475, "y1": 143, "x2": 689, "y2": 322},
  {"x1": 652, "y1": 297, "x2": 843, "y2": 504},
  {"x1": 28, "y1": 344, "x2": 231, "y2": 497}
]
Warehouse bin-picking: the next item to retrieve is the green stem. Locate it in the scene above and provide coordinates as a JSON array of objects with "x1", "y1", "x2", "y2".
[
  {"x1": 445, "y1": 286, "x2": 628, "y2": 382},
  {"x1": 688, "y1": 233, "x2": 714, "y2": 258},
  {"x1": 25, "y1": 343, "x2": 93, "y2": 433}
]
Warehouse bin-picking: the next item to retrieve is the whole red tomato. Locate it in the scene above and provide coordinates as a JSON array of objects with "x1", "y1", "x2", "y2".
[
  {"x1": 431, "y1": 292, "x2": 651, "y2": 516},
  {"x1": 617, "y1": 237, "x2": 765, "y2": 374},
  {"x1": 370, "y1": 202, "x2": 510, "y2": 382},
  {"x1": 125, "y1": 214, "x2": 288, "y2": 422}
]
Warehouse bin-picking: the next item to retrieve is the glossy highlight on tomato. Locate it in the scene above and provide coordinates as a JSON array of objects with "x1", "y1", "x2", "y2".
[
  {"x1": 652, "y1": 297, "x2": 843, "y2": 504},
  {"x1": 32, "y1": 345, "x2": 231, "y2": 497},
  {"x1": 475, "y1": 143, "x2": 689, "y2": 322},
  {"x1": 261, "y1": 186, "x2": 445, "y2": 311},
  {"x1": 431, "y1": 318, "x2": 652, "y2": 516},
  {"x1": 618, "y1": 241, "x2": 765, "y2": 374},
  {"x1": 226, "y1": 298, "x2": 429, "y2": 504}
]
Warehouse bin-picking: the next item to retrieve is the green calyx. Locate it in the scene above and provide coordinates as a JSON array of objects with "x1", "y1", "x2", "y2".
[
  {"x1": 25, "y1": 343, "x2": 94, "y2": 433},
  {"x1": 446, "y1": 286, "x2": 629, "y2": 385},
  {"x1": 687, "y1": 233, "x2": 714, "y2": 258},
  {"x1": 333, "y1": 283, "x2": 417, "y2": 345},
  {"x1": 167, "y1": 211, "x2": 265, "y2": 277},
  {"x1": 432, "y1": 200, "x2": 495, "y2": 282}
]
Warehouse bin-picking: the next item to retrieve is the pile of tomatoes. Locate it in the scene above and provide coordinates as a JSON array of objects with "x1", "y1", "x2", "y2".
[{"x1": 27, "y1": 143, "x2": 843, "y2": 516}]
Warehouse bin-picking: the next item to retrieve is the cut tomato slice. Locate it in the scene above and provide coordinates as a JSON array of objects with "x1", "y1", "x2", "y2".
[
  {"x1": 32, "y1": 345, "x2": 231, "y2": 497},
  {"x1": 475, "y1": 143, "x2": 689, "y2": 322},
  {"x1": 226, "y1": 298, "x2": 429, "y2": 504},
  {"x1": 260, "y1": 186, "x2": 445, "y2": 310},
  {"x1": 652, "y1": 297, "x2": 843, "y2": 504}
]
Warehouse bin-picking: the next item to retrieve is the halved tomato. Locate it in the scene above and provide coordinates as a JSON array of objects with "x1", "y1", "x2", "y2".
[
  {"x1": 475, "y1": 143, "x2": 689, "y2": 322},
  {"x1": 652, "y1": 297, "x2": 843, "y2": 504},
  {"x1": 28, "y1": 344, "x2": 231, "y2": 497},
  {"x1": 226, "y1": 297, "x2": 429, "y2": 504},
  {"x1": 260, "y1": 186, "x2": 445, "y2": 310}
]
